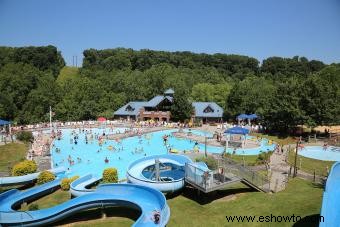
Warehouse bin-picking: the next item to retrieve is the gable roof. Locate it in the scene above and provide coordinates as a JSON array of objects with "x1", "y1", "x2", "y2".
[
  {"x1": 164, "y1": 88, "x2": 174, "y2": 95},
  {"x1": 144, "y1": 95, "x2": 173, "y2": 107},
  {"x1": 192, "y1": 102, "x2": 223, "y2": 118},
  {"x1": 114, "y1": 101, "x2": 148, "y2": 116}
]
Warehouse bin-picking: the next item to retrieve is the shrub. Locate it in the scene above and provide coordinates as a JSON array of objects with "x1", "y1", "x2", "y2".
[
  {"x1": 37, "y1": 170, "x2": 55, "y2": 185},
  {"x1": 195, "y1": 156, "x2": 218, "y2": 170},
  {"x1": 28, "y1": 203, "x2": 39, "y2": 211},
  {"x1": 60, "y1": 176, "x2": 79, "y2": 191},
  {"x1": 102, "y1": 168, "x2": 118, "y2": 183},
  {"x1": 16, "y1": 131, "x2": 34, "y2": 143},
  {"x1": 256, "y1": 151, "x2": 273, "y2": 165},
  {"x1": 12, "y1": 160, "x2": 37, "y2": 176}
]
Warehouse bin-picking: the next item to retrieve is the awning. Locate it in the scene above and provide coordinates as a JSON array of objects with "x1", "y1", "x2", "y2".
[
  {"x1": 0, "y1": 119, "x2": 10, "y2": 126},
  {"x1": 224, "y1": 126, "x2": 249, "y2": 135}
]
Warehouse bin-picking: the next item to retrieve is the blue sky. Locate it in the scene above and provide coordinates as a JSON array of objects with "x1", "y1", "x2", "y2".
[{"x1": 0, "y1": 0, "x2": 339, "y2": 66}]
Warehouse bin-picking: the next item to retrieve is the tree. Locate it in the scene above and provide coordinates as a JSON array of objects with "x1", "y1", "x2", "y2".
[{"x1": 171, "y1": 84, "x2": 193, "y2": 122}]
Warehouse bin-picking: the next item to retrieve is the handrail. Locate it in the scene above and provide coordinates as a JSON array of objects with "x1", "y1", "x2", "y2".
[{"x1": 217, "y1": 157, "x2": 270, "y2": 192}]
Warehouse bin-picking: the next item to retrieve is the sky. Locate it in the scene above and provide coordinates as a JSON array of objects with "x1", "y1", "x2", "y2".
[{"x1": 0, "y1": 0, "x2": 339, "y2": 66}]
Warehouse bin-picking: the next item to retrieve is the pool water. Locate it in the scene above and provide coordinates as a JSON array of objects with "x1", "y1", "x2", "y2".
[
  {"x1": 299, "y1": 146, "x2": 340, "y2": 161},
  {"x1": 52, "y1": 128, "x2": 275, "y2": 179}
]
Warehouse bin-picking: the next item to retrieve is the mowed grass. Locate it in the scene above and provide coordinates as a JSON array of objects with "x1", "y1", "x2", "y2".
[
  {"x1": 19, "y1": 179, "x2": 322, "y2": 227},
  {"x1": 229, "y1": 154, "x2": 259, "y2": 166},
  {"x1": 250, "y1": 133, "x2": 296, "y2": 146},
  {"x1": 57, "y1": 66, "x2": 80, "y2": 84},
  {"x1": 0, "y1": 142, "x2": 27, "y2": 173},
  {"x1": 287, "y1": 150, "x2": 334, "y2": 176}
]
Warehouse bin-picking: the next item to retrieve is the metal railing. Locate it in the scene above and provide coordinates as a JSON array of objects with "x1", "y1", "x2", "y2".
[
  {"x1": 217, "y1": 157, "x2": 270, "y2": 192},
  {"x1": 185, "y1": 163, "x2": 214, "y2": 191}
]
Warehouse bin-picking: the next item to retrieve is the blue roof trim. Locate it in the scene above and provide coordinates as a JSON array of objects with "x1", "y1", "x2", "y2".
[
  {"x1": 144, "y1": 95, "x2": 173, "y2": 107},
  {"x1": 114, "y1": 101, "x2": 148, "y2": 116},
  {"x1": 192, "y1": 102, "x2": 223, "y2": 118},
  {"x1": 164, "y1": 88, "x2": 174, "y2": 94}
]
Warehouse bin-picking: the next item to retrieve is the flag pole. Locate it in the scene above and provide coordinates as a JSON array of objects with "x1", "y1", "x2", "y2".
[{"x1": 50, "y1": 106, "x2": 52, "y2": 133}]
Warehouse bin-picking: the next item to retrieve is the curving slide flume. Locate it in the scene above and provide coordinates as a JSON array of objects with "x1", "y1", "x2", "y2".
[
  {"x1": 0, "y1": 167, "x2": 66, "y2": 186},
  {"x1": 320, "y1": 162, "x2": 340, "y2": 227},
  {"x1": 127, "y1": 154, "x2": 193, "y2": 192},
  {"x1": 0, "y1": 175, "x2": 170, "y2": 226}
]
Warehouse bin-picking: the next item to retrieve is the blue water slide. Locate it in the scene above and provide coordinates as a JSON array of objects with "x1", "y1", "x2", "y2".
[
  {"x1": 127, "y1": 154, "x2": 193, "y2": 192},
  {"x1": 0, "y1": 167, "x2": 66, "y2": 186},
  {"x1": 320, "y1": 162, "x2": 340, "y2": 227},
  {"x1": 0, "y1": 178, "x2": 170, "y2": 226},
  {"x1": 70, "y1": 174, "x2": 101, "y2": 197}
]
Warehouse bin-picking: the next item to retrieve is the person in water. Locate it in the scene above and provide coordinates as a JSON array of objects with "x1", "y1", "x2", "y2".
[{"x1": 104, "y1": 157, "x2": 109, "y2": 163}]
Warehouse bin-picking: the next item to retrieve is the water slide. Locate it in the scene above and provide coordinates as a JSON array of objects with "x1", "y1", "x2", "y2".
[
  {"x1": 70, "y1": 174, "x2": 101, "y2": 197},
  {"x1": 0, "y1": 176, "x2": 170, "y2": 226},
  {"x1": 127, "y1": 154, "x2": 193, "y2": 192},
  {"x1": 320, "y1": 162, "x2": 340, "y2": 227},
  {"x1": 0, "y1": 167, "x2": 66, "y2": 186}
]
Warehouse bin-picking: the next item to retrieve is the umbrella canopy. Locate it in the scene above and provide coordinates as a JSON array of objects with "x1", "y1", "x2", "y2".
[
  {"x1": 236, "y1": 114, "x2": 249, "y2": 120},
  {"x1": 97, "y1": 117, "x2": 107, "y2": 122},
  {"x1": 247, "y1": 114, "x2": 258, "y2": 120},
  {"x1": 0, "y1": 119, "x2": 10, "y2": 126},
  {"x1": 225, "y1": 126, "x2": 249, "y2": 135}
]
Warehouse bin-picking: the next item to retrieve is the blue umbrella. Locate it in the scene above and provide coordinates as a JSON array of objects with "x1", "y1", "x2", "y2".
[
  {"x1": 0, "y1": 119, "x2": 10, "y2": 126},
  {"x1": 236, "y1": 114, "x2": 249, "y2": 120}
]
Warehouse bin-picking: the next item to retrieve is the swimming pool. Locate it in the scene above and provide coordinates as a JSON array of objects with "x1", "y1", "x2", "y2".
[
  {"x1": 298, "y1": 146, "x2": 340, "y2": 161},
  {"x1": 52, "y1": 128, "x2": 223, "y2": 179},
  {"x1": 51, "y1": 128, "x2": 275, "y2": 179}
]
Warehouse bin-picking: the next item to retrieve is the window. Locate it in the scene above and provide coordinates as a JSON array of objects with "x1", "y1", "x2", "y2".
[
  {"x1": 203, "y1": 106, "x2": 214, "y2": 113},
  {"x1": 125, "y1": 105, "x2": 135, "y2": 112}
]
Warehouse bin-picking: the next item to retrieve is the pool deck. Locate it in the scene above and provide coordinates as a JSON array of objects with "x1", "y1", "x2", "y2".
[{"x1": 106, "y1": 127, "x2": 166, "y2": 141}]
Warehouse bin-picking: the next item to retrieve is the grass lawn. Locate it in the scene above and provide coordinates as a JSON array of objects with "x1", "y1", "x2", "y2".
[
  {"x1": 228, "y1": 154, "x2": 259, "y2": 166},
  {"x1": 287, "y1": 150, "x2": 334, "y2": 176},
  {"x1": 0, "y1": 142, "x2": 27, "y2": 173},
  {"x1": 250, "y1": 133, "x2": 296, "y2": 146},
  {"x1": 18, "y1": 178, "x2": 322, "y2": 227},
  {"x1": 57, "y1": 66, "x2": 80, "y2": 84}
]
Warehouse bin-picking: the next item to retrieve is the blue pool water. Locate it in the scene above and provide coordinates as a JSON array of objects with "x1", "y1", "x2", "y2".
[
  {"x1": 299, "y1": 146, "x2": 340, "y2": 161},
  {"x1": 52, "y1": 128, "x2": 275, "y2": 179}
]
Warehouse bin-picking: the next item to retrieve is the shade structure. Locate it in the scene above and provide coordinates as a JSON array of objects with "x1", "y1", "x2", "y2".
[
  {"x1": 0, "y1": 119, "x2": 10, "y2": 126},
  {"x1": 224, "y1": 126, "x2": 249, "y2": 135},
  {"x1": 97, "y1": 117, "x2": 106, "y2": 122},
  {"x1": 247, "y1": 114, "x2": 258, "y2": 120},
  {"x1": 236, "y1": 113, "x2": 258, "y2": 120},
  {"x1": 236, "y1": 114, "x2": 249, "y2": 120}
]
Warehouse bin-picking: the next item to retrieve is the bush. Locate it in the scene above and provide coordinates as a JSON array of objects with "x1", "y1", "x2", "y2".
[
  {"x1": 102, "y1": 168, "x2": 118, "y2": 183},
  {"x1": 28, "y1": 203, "x2": 39, "y2": 211},
  {"x1": 16, "y1": 131, "x2": 34, "y2": 143},
  {"x1": 60, "y1": 176, "x2": 79, "y2": 191},
  {"x1": 12, "y1": 160, "x2": 37, "y2": 176},
  {"x1": 195, "y1": 156, "x2": 218, "y2": 170},
  {"x1": 37, "y1": 170, "x2": 55, "y2": 185},
  {"x1": 256, "y1": 151, "x2": 273, "y2": 165}
]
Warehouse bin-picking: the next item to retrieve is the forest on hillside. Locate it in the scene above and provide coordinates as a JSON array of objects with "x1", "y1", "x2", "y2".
[{"x1": 0, "y1": 46, "x2": 339, "y2": 132}]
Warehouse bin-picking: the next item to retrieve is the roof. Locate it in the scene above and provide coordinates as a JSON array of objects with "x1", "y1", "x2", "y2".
[
  {"x1": 224, "y1": 126, "x2": 249, "y2": 135},
  {"x1": 144, "y1": 95, "x2": 173, "y2": 107},
  {"x1": 114, "y1": 101, "x2": 148, "y2": 116},
  {"x1": 0, "y1": 119, "x2": 10, "y2": 126},
  {"x1": 164, "y1": 88, "x2": 174, "y2": 95},
  {"x1": 192, "y1": 102, "x2": 223, "y2": 118}
]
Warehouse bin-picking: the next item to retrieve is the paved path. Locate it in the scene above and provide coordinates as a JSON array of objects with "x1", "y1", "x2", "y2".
[{"x1": 268, "y1": 146, "x2": 290, "y2": 192}]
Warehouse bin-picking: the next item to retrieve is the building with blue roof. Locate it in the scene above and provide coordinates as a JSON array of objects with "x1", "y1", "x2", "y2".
[
  {"x1": 114, "y1": 89, "x2": 223, "y2": 122},
  {"x1": 191, "y1": 102, "x2": 223, "y2": 123}
]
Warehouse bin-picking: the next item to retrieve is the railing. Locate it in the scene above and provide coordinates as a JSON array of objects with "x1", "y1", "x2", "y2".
[
  {"x1": 185, "y1": 163, "x2": 214, "y2": 191},
  {"x1": 217, "y1": 157, "x2": 270, "y2": 192}
]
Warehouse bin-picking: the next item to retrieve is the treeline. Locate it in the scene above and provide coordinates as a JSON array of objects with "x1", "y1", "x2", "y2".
[{"x1": 0, "y1": 46, "x2": 339, "y2": 132}]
